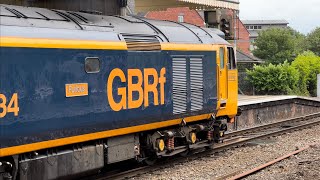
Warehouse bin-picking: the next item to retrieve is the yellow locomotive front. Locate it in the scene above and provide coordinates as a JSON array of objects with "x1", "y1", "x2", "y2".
[{"x1": 216, "y1": 45, "x2": 239, "y2": 122}]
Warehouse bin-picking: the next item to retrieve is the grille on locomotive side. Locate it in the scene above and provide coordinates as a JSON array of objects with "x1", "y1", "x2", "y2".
[
  {"x1": 190, "y1": 58, "x2": 203, "y2": 111},
  {"x1": 172, "y1": 57, "x2": 187, "y2": 114},
  {"x1": 122, "y1": 34, "x2": 161, "y2": 51}
]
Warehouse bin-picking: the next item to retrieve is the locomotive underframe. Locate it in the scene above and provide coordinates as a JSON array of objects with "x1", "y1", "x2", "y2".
[{"x1": 0, "y1": 116, "x2": 229, "y2": 180}]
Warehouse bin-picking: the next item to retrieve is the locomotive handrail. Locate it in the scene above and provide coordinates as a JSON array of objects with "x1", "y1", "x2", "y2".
[
  {"x1": 51, "y1": 9, "x2": 84, "y2": 30},
  {"x1": 217, "y1": 64, "x2": 220, "y2": 106},
  {"x1": 132, "y1": 16, "x2": 170, "y2": 42},
  {"x1": 226, "y1": 63, "x2": 229, "y2": 99},
  {"x1": 165, "y1": 20, "x2": 203, "y2": 43},
  {"x1": 179, "y1": 22, "x2": 213, "y2": 38}
]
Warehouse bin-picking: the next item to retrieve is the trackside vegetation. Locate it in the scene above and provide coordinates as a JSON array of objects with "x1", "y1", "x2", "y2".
[
  {"x1": 291, "y1": 52, "x2": 320, "y2": 96},
  {"x1": 246, "y1": 62, "x2": 299, "y2": 95},
  {"x1": 246, "y1": 27, "x2": 320, "y2": 97},
  {"x1": 247, "y1": 51, "x2": 320, "y2": 96}
]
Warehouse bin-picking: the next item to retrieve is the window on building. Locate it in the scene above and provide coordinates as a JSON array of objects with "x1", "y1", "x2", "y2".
[
  {"x1": 258, "y1": 25, "x2": 262, "y2": 29},
  {"x1": 178, "y1": 15, "x2": 184, "y2": 23},
  {"x1": 246, "y1": 26, "x2": 249, "y2": 29},
  {"x1": 254, "y1": 26, "x2": 258, "y2": 29},
  {"x1": 250, "y1": 25, "x2": 253, "y2": 29}
]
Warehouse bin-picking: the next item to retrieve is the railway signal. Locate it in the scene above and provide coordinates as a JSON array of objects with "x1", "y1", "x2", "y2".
[{"x1": 220, "y1": 18, "x2": 231, "y2": 37}]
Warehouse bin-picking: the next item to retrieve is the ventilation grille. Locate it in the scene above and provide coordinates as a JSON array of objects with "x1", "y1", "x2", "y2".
[
  {"x1": 172, "y1": 58, "x2": 187, "y2": 114},
  {"x1": 122, "y1": 34, "x2": 161, "y2": 51},
  {"x1": 190, "y1": 58, "x2": 203, "y2": 111}
]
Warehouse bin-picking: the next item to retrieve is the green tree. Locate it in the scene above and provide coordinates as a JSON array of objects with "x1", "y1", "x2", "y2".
[
  {"x1": 252, "y1": 28, "x2": 305, "y2": 64},
  {"x1": 291, "y1": 51, "x2": 320, "y2": 96},
  {"x1": 246, "y1": 62, "x2": 299, "y2": 95},
  {"x1": 306, "y1": 27, "x2": 320, "y2": 55},
  {"x1": 288, "y1": 28, "x2": 307, "y2": 56}
]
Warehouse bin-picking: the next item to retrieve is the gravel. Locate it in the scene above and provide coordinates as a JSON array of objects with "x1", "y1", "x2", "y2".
[
  {"x1": 133, "y1": 120, "x2": 320, "y2": 180},
  {"x1": 244, "y1": 144, "x2": 320, "y2": 180}
]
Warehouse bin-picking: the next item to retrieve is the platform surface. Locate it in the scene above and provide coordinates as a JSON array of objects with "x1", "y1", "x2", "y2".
[{"x1": 238, "y1": 95, "x2": 320, "y2": 106}]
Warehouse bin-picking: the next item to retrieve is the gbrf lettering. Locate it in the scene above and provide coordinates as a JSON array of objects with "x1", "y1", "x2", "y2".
[{"x1": 107, "y1": 68, "x2": 166, "y2": 111}]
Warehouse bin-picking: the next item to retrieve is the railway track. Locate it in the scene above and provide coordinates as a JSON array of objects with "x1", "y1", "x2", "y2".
[
  {"x1": 227, "y1": 144, "x2": 314, "y2": 180},
  {"x1": 86, "y1": 112, "x2": 320, "y2": 180}
]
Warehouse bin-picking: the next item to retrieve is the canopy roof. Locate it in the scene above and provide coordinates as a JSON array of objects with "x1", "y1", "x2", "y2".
[{"x1": 135, "y1": 0, "x2": 239, "y2": 13}]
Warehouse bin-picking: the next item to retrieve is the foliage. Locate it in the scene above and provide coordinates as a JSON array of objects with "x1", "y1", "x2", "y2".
[
  {"x1": 246, "y1": 51, "x2": 320, "y2": 96},
  {"x1": 246, "y1": 27, "x2": 320, "y2": 96},
  {"x1": 306, "y1": 27, "x2": 320, "y2": 56},
  {"x1": 288, "y1": 28, "x2": 308, "y2": 56},
  {"x1": 246, "y1": 62, "x2": 299, "y2": 95},
  {"x1": 252, "y1": 28, "x2": 305, "y2": 64},
  {"x1": 291, "y1": 51, "x2": 320, "y2": 96}
]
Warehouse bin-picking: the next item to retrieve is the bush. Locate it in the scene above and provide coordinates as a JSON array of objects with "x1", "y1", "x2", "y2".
[
  {"x1": 246, "y1": 62, "x2": 299, "y2": 95},
  {"x1": 291, "y1": 51, "x2": 320, "y2": 96},
  {"x1": 246, "y1": 52, "x2": 320, "y2": 96}
]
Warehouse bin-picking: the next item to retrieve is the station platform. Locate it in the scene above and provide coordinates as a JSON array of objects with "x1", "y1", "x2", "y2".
[
  {"x1": 238, "y1": 95, "x2": 320, "y2": 106},
  {"x1": 235, "y1": 95, "x2": 320, "y2": 130}
]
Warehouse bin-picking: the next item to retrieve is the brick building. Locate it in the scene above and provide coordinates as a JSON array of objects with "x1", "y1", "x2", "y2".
[
  {"x1": 146, "y1": 7, "x2": 251, "y2": 54},
  {"x1": 234, "y1": 16, "x2": 251, "y2": 54},
  {"x1": 146, "y1": 7, "x2": 204, "y2": 27}
]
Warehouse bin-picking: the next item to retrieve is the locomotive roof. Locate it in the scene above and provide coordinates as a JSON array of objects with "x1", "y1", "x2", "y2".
[{"x1": 0, "y1": 4, "x2": 229, "y2": 45}]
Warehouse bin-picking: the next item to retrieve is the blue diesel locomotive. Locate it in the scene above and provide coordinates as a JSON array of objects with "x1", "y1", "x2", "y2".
[{"x1": 0, "y1": 4, "x2": 238, "y2": 179}]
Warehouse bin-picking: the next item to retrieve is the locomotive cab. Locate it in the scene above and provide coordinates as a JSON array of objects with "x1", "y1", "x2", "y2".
[{"x1": 216, "y1": 45, "x2": 238, "y2": 122}]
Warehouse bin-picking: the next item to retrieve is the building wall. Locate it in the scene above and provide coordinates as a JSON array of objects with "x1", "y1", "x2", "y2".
[
  {"x1": 146, "y1": 7, "x2": 205, "y2": 27},
  {"x1": 261, "y1": 24, "x2": 288, "y2": 30},
  {"x1": 236, "y1": 18, "x2": 250, "y2": 54},
  {"x1": 244, "y1": 23, "x2": 288, "y2": 51},
  {"x1": 245, "y1": 24, "x2": 288, "y2": 31}
]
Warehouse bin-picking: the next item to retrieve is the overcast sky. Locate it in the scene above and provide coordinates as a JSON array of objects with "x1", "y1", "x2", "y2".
[{"x1": 239, "y1": 0, "x2": 320, "y2": 34}]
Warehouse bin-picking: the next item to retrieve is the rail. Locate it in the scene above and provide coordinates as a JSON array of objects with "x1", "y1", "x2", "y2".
[{"x1": 86, "y1": 112, "x2": 320, "y2": 180}]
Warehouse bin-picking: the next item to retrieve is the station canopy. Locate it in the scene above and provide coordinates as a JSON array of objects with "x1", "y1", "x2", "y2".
[{"x1": 135, "y1": 0, "x2": 239, "y2": 12}]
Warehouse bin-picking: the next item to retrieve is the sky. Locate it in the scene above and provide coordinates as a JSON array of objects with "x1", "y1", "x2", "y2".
[{"x1": 239, "y1": 0, "x2": 320, "y2": 34}]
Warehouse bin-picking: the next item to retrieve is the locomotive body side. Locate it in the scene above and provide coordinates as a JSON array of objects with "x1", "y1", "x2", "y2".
[{"x1": 0, "y1": 36, "x2": 218, "y2": 155}]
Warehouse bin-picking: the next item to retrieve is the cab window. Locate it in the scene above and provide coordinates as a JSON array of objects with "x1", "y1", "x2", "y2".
[
  {"x1": 219, "y1": 47, "x2": 225, "y2": 69},
  {"x1": 227, "y1": 47, "x2": 236, "y2": 69}
]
